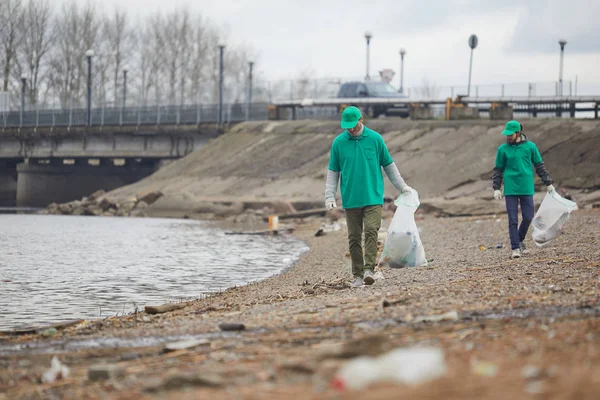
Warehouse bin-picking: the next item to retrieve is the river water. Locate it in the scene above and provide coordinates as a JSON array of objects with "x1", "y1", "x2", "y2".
[{"x1": 0, "y1": 214, "x2": 308, "y2": 330}]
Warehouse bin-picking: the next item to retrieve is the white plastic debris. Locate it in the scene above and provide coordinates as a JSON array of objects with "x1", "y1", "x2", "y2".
[
  {"x1": 331, "y1": 346, "x2": 446, "y2": 391},
  {"x1": 41, "y1": 356, "x2": 70, "y2": 384}
]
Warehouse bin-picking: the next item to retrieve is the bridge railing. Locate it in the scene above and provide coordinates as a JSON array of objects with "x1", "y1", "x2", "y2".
[{"x1": 1, "y1": 103, "x2": 269, "y2": 128}]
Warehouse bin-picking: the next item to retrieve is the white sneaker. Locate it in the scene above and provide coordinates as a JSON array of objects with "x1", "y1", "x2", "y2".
[
  {"x1": 520, "y1": 242, "x2": 530, "y2": 254},
  {"x1": 363, "y1": 270, "x2": 375, "y2": 285},
  {"x1": 511, "y1": 249, "x2": 521, "y2": 259},
  {"x1": 350, "y1": 276, "x2": 364, "y2": 288}
]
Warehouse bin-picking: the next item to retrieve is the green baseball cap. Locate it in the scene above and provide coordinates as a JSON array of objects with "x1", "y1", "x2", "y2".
[
  {"x1": 501, "y1": 120, "x2": 522, "y2": 136},
  {"x1": 340, "y1": 106, "x2": 362, "y2": 129}
]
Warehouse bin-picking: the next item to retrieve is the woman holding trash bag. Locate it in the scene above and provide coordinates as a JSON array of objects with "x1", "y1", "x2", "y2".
[
  {"x1": 492, "y1": 120, "x2": 555, "y2": 259},
  {"x1": 325, "y1": 106, "x2": 412, "y2": 288}
]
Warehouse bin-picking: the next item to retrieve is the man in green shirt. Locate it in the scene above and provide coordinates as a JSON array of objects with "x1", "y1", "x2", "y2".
[
  {"x1": 325, "y1": 106, "x2": 412, "y2": 288},
  {"x1": 492, "y1": 120, "x2": 555, "y2": 258}
]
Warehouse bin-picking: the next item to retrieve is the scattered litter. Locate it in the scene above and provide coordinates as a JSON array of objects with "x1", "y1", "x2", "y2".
[
  {"x1": 495, "y1": 243, "x2": 504, "y2": 249},
  {"x1": 479, "y1": 245, "x2": 487, "y2": 251},
  {"x1": 521, "y1": 365, "x2": 542, "y2": 380},
  {"x1": 164, "y1": 339, "x2": 211, "y2": 352},
  {"x1": 41, "y1": 356, "x2": 70, "y2": 384},
  {"x1": 373, "y1": 271, "x2": 385, "y2": 280},
  {"x1": 218, "y1": 323, "x2": 246, "y2": 332},
  {"x1": 88, "y1": 364, "x2": 125, "y2": 381},
  {"x1": 314, "y1": 228, "x2": 325, "y2": 237},
  {"x1": 331, "y1": 346, "x2": 446, "y2": 391},
  {"x1": 412, "y1": 310, "x2": 459, "y2": 323},
  {"x1": 526, "y1": 381, "x2": 545, "y2": 394},
  {"x1": 40, "y1": 328, "x2": 57, "y2": 337},
  {"x1": 471, "y1": 359, "x2": 498, "y2": 377}
]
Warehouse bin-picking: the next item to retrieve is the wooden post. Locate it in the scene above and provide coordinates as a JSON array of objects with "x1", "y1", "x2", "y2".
[
  {"x1": 569, "y1": 102, "x2": 576, "y2": 118},
  {"x1": 595, "y1": 103, "x2": 599, "y2": 119}
]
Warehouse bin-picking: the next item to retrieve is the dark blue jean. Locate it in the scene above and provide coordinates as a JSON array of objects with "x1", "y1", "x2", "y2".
[{"x1": 505, "y1": 195, "x2": 535, "y2": 250}]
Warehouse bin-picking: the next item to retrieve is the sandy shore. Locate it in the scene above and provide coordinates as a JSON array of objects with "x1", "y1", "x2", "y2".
[{"x1": 1, "y1": 208, "x2": 599, "y2": 399}]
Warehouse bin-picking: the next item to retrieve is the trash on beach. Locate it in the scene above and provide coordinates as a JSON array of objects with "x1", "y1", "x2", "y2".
[
  {"x1": 218, "y1": 323, "x2": 246, "y2": 332},
  {"x1": 495, "y1": 243, "x2": 503, "y2": 249},
  {"x1": 41, "y1": 356, "x2": 70, "y2": 384},
  {"x1": 479, "y1": 245, "x2": 487, "y2": 251},
  {"x1": 164, "y1": 339, "x2": 211, "y2": 352},
  {"x1": 532, "y1": 191, "x2": 578, "y2": 247},
  {"x1": 411, "y1": 310, "x2": 459, "y2": 323},
  {"x1": 378, "y1": 189, "x2": 428, "y2": 268},
  {"x1": 314, "y1": 228, "x2": 326, "y2": 237},
  {"x1": 88, "y1": 364, "x2": 125, "y2": 381},
  {"x1": 331, "y1": 346, "x2": 447, "y2": 391},
  {"x1": 470, "y1": 358, "x2": 498, "y2": 377}
]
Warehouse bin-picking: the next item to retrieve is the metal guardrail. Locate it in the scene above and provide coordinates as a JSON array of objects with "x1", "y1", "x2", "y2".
[
  {"x1": 274, "y1": 96, "x2": 600, "y2": 107},
  {"x1": 1, "y1": 103, "x2": 269, "y2": 128}
]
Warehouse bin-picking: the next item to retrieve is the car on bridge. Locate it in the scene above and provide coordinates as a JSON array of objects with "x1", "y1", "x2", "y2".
[{"x1": 337, "y1": 81, "x2": 409, "y2": 118}]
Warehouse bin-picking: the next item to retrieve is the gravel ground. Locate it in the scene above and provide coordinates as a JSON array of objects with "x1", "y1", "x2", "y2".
[{"x1": 1, "y1": 209, "x2": 599, "y2": 399}]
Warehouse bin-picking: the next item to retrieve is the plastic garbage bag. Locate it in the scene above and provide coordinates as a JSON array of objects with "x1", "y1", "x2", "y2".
[
  {"x1": 531, "y1": 191, "x2": 578, "y2": 247},
  {"x1": 378, "y1": 189, "x2": 427, "y2": 268}
]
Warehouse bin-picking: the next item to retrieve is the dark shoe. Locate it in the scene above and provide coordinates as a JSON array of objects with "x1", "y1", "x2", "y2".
[{"x1": 363, "y1": 270, "x2": 375, "y2": 285}]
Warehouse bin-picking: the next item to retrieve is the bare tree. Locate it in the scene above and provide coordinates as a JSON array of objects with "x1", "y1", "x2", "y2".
[
  {"x1": 104, "y1": 8, "x2": 135, "y2": 106},
  {"x1": 0, "y1": 0, "x2": 25, "y2": 92},
  {"x1": 48, "y1": 0, "x2": 101, "y2": 108},
  {"x1": 15, "y1": 0, "x2": 55, "y2": 105}
]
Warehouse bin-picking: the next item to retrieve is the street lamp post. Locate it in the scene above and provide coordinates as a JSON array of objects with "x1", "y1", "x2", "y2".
[
  {"x1": 467, "y1": 34, "x2": 478, "y2": 97},
  {"x1": 399, "y1": 48, "x2": 406, "y2": 94},
  {"x1": 20, "y1": 74, "x2": 27, "y2": 127},
  {"x1": 364, "y1": 31, "x2": 372, "y2": 81},
  {"x1": 558, "y1": 39, "x2": 567, "y2": 97},
  {"x1": 246, "y1": 61, "x2": 254, "y2": 121},
  {"x1": 85, "y1": 49, "x2": 94, "y2": 126},
  {"x1": 122, "y1": 68, "x2": 128, "y2": 108},
  {"x1": 218, "y1": 45, "x2": 225, "y2": 125}
]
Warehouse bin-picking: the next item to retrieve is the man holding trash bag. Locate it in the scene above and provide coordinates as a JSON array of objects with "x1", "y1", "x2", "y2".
[
  {"x1": 325, "y1": 106, "x2": 412, "y2": 287},
  {"x1": 492, "y1": 120, "x2": 555, "y2": 259}
]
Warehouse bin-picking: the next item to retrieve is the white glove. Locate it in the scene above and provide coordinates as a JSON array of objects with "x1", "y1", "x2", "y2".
[
  {"x1": 325, "y1": 199, "x2": 337, "y2": 209},
  {"x1": 493, "y1": 190, "x2": 503, "y2": 200},
  {"x1": 547, "y1": 184, "x2": 555, "y2": 193},
  {"x1": 401, "y1": 186, "x2": 413, "y2": 194}
]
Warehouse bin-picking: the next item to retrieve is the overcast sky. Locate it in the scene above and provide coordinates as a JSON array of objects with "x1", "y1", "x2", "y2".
[{"x1": 60, "y1": 0, "x2": 600, "y2": 89}]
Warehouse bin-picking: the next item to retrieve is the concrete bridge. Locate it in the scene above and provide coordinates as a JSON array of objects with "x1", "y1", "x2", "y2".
[{"x1": 0, "y1": 124, "x2": 221, "y2": 207}]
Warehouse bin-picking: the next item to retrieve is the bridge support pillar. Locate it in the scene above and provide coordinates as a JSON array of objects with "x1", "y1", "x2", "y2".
[
  {"x1": 489, "y1": 103, "x2": 514, "y2": 120},
  {"x1": 16, "y1": 160, "x2": 158, "y2": 207},
  {"x1": 0, "y1": 160, "x2": 19, "y2": 207}
]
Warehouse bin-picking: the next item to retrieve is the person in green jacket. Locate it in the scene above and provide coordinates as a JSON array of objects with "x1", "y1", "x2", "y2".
[
  {"x1": 492, "y1": 120, "x2": 555, "y2": 259},
  {"x1": 325, "y1": 106, "x2": 412, "y2": 287}
]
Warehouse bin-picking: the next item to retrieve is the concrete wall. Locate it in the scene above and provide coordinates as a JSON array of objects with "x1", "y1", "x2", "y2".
[
  {"x1": 490, "y1": 105, "x2": 514, "y2": 120},
  {"x1": 449, "y1": 106, "x2": 480, "y2": 120},
  {"x1": 16, "y1": 162, "x2": 158, "y2": 207}
]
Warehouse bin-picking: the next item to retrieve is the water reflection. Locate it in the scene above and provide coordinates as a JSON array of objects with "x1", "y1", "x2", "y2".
[{"x1": 0, "y1": 215, "x2": 308, "y2": 330}]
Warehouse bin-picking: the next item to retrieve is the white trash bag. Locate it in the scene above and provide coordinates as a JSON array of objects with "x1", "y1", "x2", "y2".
[
  {"x1": 378, "y1": 189, "x2": 427, "y2": 268},
  {"x1": 531, "y1": 191, "x2": 578, "y2": 247}
]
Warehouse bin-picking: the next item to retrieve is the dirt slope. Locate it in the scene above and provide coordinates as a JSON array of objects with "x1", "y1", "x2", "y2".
[{"x1": 104, "y1": 118, "x2": 600, "y2": 217}]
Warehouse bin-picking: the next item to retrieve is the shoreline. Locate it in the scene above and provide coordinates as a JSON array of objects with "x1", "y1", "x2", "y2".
[{"x1": 1, "y1": 209, "x2": 599, "y2": 399}]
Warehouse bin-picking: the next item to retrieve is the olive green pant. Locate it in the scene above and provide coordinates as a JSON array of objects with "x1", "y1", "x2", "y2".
[{"x1": 345, "y1": 205, "x2": 382, "y2": 278}]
